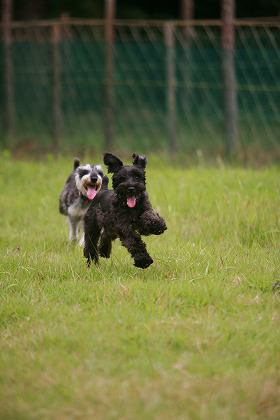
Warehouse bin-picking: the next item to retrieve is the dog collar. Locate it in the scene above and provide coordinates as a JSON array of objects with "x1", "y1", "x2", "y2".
[{"x1": 80, "y1": 194, "x2": 91, "y2": 205}]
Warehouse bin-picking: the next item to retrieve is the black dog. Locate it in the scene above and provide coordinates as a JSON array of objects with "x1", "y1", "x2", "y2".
[{"x1": 84, "y1": 153, "x2": 167, "y2": 269}]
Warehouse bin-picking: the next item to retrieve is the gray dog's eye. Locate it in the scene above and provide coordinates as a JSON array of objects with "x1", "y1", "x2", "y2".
[{"x1": 79, "y1": 169, "x2": 89, "y2": 177}]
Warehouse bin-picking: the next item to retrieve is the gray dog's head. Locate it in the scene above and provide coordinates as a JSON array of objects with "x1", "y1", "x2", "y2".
[{"x1": 74, "y1": 158, "x2": 103, "y2": 200}]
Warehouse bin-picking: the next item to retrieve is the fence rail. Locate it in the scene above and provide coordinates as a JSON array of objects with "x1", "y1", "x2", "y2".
[{"x1": 1, "y1": 18, "x2": 280, "y2": 158}]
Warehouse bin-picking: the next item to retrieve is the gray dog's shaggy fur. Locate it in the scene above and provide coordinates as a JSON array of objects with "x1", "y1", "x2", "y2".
[{"x1": 59, "y1": 158, "x2": 104, "y2": 245}]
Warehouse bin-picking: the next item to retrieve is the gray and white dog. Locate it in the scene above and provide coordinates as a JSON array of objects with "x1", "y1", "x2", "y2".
[{"x1": 59, "y1": 158, "x2": 104, "y2": 245}]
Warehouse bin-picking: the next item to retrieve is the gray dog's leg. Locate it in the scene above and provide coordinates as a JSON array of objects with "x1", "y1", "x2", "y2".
[{"x1": 68, "y1": 216, "x2": 79, "y2": 242}]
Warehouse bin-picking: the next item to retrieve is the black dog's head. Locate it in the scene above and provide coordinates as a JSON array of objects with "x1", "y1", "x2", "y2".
[{"x1": 104, "y1": 153, "x2": 147, "y2": 208}]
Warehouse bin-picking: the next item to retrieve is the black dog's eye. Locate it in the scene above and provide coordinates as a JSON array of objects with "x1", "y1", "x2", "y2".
[{"x1": 133, "y1": 173, "x2": 142, "y2": 181}]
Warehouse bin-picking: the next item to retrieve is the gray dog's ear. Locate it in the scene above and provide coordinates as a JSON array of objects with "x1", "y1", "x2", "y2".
[
  {"x1": 104, "y1": 153, "x2": 123, "y2": 173},
  {"x1": 132, "y1": 153, "x2": 147, "y2": 169},
  {"x1": 73, "y1": 158, "x2": 80, "y2": 170}
]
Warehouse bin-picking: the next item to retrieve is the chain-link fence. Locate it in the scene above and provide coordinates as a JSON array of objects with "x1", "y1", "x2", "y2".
[{"x1": 1, "y1": 19, "x2": 280, "y2": 158}]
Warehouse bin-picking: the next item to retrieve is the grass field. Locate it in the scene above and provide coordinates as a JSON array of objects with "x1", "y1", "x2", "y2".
[{"x1": 1, "y1": 154, "x2": 280, "y2": 419}]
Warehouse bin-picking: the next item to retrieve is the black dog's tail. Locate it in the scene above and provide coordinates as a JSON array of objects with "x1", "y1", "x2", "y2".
[{"x1": 73, "y1": 158, "x2": 80, "y2": 170}]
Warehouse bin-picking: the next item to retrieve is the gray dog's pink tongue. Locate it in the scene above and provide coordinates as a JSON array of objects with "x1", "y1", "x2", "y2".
[
  {"x1": 127, "y1": 197, "x2": 136, "y2": 208},
  {"x1": 87, "y1": 187, "x2": 97, "y2": 200}
]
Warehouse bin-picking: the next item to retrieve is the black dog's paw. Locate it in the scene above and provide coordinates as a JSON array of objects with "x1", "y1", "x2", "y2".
[
  {"x1": 139, "y1": 211, "x2": 167, "y2": 236},
  {"x1": 134, "y1": 255, "x2": 153, "y2": 269},
  {"x1": 99, "y1": 241, "x2": 112, "y2": 259},
  {"x1": 86, "y1": 257, "x2": 99, "y2": 267},
  {"x1": 152, "y1": 219, "x2": 167, "y2": 235},
  {"x1": 84, "y1": 252, "x2": 99, "y2": 267},
  {"x1": 99, "y1": 249, "x2": 110, "y2": 258},
  {"x1": 141, "y1": 219, "x2": 167, "y2": 236}
]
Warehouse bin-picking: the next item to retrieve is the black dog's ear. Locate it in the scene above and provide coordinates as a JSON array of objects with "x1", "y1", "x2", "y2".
[
  {"x1": 104, "y1": 153, "x2": 123, "y2": 173},
  {"x1": 132, "y1": 153, "x2": 147, "y2": 169},
  {"x1": 73, "y1": 158, "x2": 80, "y2": 170}
]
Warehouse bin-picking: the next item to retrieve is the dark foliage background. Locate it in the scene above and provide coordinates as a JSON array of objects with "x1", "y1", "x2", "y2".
[{"x1": 11, "y1": 0, "x2": 280, "y2": 21}]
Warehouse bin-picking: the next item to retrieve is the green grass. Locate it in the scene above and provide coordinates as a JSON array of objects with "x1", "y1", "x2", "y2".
[{"x1": 1, "y1": 155, "x2": 280, "y2": 419}]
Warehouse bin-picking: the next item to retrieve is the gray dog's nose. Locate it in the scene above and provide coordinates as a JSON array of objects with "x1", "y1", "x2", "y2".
[{"x1": 90, "y1": 174, "x2": 98, "y2": 182}]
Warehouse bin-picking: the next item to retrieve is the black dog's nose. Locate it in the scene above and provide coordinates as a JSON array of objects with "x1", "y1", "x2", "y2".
[
  {"x1": 128, "y1": 187, "x2": 135, "y2": 193},
  {"x1": 90, "y1": 174, "x2": 98, "y2": 182}
]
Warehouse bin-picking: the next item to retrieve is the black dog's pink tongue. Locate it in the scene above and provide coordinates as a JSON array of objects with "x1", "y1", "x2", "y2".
[
  {"x1": 127, "y1": 196, "x2": 136, "y2": 208},
  {"x1": 87, "y1": 187, "x2": 97, "y2": 200}
]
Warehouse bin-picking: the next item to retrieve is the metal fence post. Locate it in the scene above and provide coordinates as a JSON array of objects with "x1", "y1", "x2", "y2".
[
  {"x1": 52, "y1": 23, "x2": 63, "y2": 153},
  {"x1": 181, "y1": 0, "x2": 193, "y2": 38},
  {"x1": 104, "y1": 0, "x2": 115, "y2": 150},
  {"x1": 164, "y1": 22, "x2": 177, "y2": 153},
  {"x1": 3, "y1": 0, "x2": 15, "y2": 145},
  {"x1": 181, "y1": 0, "x2": 193, "y2": 121},
  {"x1": 222, "y1": 0, "x2": 238, "y2": 156}
]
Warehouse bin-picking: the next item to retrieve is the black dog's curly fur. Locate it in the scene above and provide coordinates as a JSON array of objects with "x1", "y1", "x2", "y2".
[{"x1": 84, "y1": 153, "x2": 167, "y2": 269}]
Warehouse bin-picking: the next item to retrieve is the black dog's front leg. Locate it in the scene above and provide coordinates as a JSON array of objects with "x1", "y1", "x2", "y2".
[
  {"x1": 99, "y1": 231, "x2": 112, "y2": 258},
  {"x1": 83, "y1": 214, "x2": 101, "y2": 267},
  {"x1": 137, "y1": 193, "x2": 167, "y2": 236},
  {"x1": 138, "y1": 210, "x2": 167, "y2": 236},
  {"x1": 119, "y1": 231, "x2": 153, "y2": 269}
]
